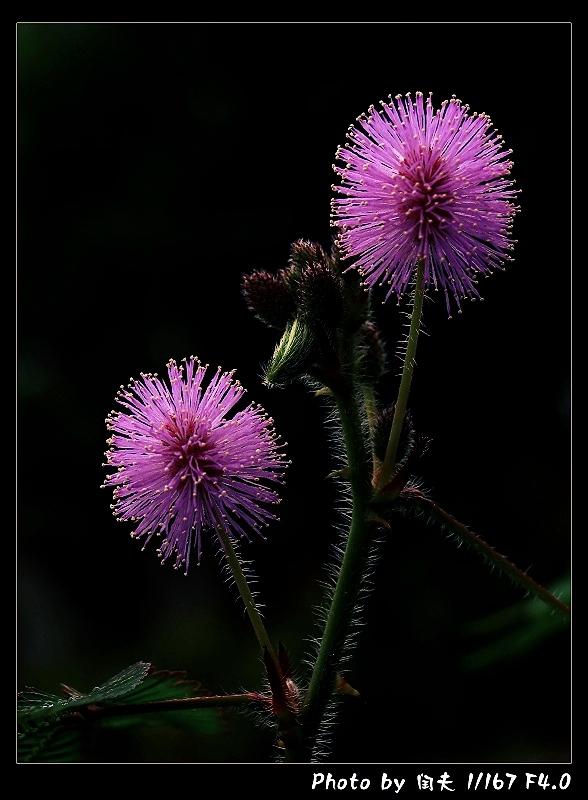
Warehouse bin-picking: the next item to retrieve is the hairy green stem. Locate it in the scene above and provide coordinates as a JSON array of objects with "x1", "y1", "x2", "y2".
[
  {"x1": 216, "y1": 525, "x2": 279, "y2": 670},
  {"x1": 376, "y1": 258, "x2": 425, "y2": 491},
  {"x1": 298, "y1": 377, "x2": 374, "y2": 758}
]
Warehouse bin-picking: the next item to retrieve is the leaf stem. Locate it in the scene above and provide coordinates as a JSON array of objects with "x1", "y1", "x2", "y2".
[
  {"x1": 411, "y1": 493, "x2": 570, "y2": 619},
  {"x1": 87, "y1": 692, "x2": 267, "y2": 719}
]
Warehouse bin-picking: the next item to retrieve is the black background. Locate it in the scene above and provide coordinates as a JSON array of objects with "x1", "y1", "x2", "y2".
[{"x1": 17, "y1": 22, "x2": 571, "y2": 765}]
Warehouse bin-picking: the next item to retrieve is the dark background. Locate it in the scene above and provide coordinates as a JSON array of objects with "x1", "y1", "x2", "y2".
[{"x1": 17, "y1": 22, "x2": 571, "y2": 765}]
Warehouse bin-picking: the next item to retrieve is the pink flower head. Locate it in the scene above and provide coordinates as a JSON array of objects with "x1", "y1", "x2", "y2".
[
  {"x1": 103, "y1": 358, "x2": 288, "y2": 574},
  {"x1": 331, "y1": 92, "x2": 520, "y2": 316}
]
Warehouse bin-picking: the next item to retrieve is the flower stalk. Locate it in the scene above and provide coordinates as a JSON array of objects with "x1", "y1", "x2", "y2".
[
  {"x1": 376, "y1": 258, "x2": 425, "y2": 491},
  {"x1": 215, "y1": 524, "x2": 279, "y2": 670}
]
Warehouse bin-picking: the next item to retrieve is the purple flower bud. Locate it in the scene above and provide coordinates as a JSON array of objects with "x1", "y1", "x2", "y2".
[{"x1": 242, "y1": 269, "x2": 297, "y2": 329}]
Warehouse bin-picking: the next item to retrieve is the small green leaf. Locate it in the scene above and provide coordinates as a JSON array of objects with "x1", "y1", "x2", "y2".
[{"x1": 18, "y1": 661, "x2": 152, "y2": 724}]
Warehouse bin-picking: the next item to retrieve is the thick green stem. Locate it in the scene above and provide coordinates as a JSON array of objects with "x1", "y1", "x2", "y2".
[
  {"x1": 298, "y1": 378, "x2": 373, "y2": 758},
  {"x1": 216, "y1": 525, "x2": 279, "y2": 670},
  {"x1": 376, "y1": 259, "x2": 425, "y2": 491}
]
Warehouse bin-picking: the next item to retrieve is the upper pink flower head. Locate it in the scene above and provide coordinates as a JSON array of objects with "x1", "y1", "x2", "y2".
[
  {"x1": 103, "y1": 357, "x2": 288, "y2": 574},
  {"x1": 331, "y1": 92, "x2": 520, "y2": 316}
]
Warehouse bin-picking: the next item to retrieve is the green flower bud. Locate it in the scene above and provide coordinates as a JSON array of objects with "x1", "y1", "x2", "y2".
[{"x1": 263, "y1": 317, "x2": 316, "y2": 388}]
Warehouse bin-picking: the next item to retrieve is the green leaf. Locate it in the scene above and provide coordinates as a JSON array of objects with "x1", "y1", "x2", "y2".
[
  {"x1": 99, "y1": 667, "x2": 221, "y2": 733},
  {"x1": 18, "y1": 661, "x2": 152, "y2": 724},
  {"x1": 18, "y1": 717, "x2": 84, "y2": 763},
  {"x1": 18, "y1": 662, "x2": 222, "y2": 762}
]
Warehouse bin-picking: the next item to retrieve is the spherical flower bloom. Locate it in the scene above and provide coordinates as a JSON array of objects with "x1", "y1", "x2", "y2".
[
  {"x1": 331, "y1": 91, "x2": 520, "y2": 315},
  {"x1": 103, "y1": 357, "x2": 288, "y2": 574}
]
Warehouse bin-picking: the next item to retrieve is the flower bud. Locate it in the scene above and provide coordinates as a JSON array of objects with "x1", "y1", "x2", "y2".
[
  {"x1": 297, "y1": 260, "x2": 344, "y2": 331},
  {"x1": 331, "y1": 237, "x2": 370, "y2": 332},
  {"x1": 242, "y1": 269, "x2": 297, "y2": 329},
  {"x1": 288, "y1": 239, "x2": 329, "y2": 272},
  {"x1": 263, "y1": 318, "x2": 316, "y2": 388}
]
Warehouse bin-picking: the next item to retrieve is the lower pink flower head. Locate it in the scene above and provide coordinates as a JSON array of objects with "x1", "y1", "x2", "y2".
[
  {"x1": 103, "y1": 357, "x2": 288, "y2": 574},
  {"x1": 331, "y1": 92, "x2": 520, "y2": 316}
]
